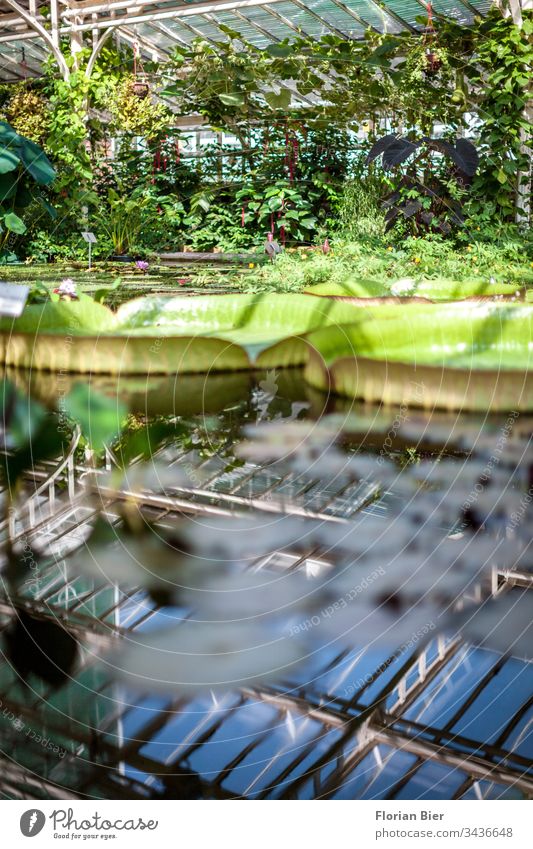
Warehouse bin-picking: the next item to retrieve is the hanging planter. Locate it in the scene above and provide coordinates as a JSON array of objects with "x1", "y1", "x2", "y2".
[
  {"x1": 417, "y1": 3, "x2": 445, "y2": 78},
  {"x1": 131, "y1": 79, "x2": 150, "y2": 99},
  {"x1": 131, "y1": 40, "x2": 150, "y2": 98},
  {"x1": 425, "y1": 49, "x2": 442, "y2": 75}
]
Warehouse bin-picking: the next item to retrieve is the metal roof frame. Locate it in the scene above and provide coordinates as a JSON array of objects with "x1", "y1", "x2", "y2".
[{"x1": 0, "y1": 0, "x2": 502, "y2": 84}]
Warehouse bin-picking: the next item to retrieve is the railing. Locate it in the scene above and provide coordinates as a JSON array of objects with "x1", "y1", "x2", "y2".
[{"x1": 0, "y1": 426, "x2": 81, "y2": 543}]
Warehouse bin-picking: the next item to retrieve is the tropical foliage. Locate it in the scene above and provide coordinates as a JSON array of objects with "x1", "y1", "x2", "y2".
[
  {"x1": 0, "y1": 8, "x2": 529, "y2": 261},
  {"x1": 0, "y1": 121, "x2": 56, "y2": 262}
]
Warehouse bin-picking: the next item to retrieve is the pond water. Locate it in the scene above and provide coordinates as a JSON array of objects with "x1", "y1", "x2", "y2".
[
  {"x1": 0, "y1": 366, "x2": 531, "y2": 800},
  {"x1": 0, "y1": 262, "x2": 250, "y2": 306}
]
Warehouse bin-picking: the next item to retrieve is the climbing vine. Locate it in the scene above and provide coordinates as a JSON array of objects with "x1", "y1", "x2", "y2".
[{"x1": 468, "y1": 10, "x2": 533, "y2": 221}]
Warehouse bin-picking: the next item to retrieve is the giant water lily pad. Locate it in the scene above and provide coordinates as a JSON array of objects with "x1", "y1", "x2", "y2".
[
  {"x1": 305, "y1": 277, "x2": 527, "y2": 302},
  {"x1": 304, "y1": 277, "x2": 391, "y2": 299},
  {"x1": 298, "y1": 305, "x2": 533, "y2": 411},
  {"x1": 256, "y1": 301, "x2": 510, "y2": 369},
  {"x1": 0, "y1": 293, "x2": 371, "y2": 374}
]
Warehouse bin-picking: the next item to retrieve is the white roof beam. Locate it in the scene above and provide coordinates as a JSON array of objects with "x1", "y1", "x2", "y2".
[
  {"x1": 146, "y1": 20, "x2": 190, "y2": 47},
  {"x1": 62, "y1": 0, "x2": 293, "y2": 20},
  {"x1": 1, "y1": 0, "x2": 70, "y2": 78},
  {"x1": 117, "y1": 25, "x2": 172, "y2": 60}
]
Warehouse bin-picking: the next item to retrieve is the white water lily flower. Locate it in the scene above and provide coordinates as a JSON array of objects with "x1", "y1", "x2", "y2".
[
  {"x1": 390, "y1": 277, "x2": 416, "y2": 296},
  {"x1": 115, "y1": 621, "x2": 307, "y2": 694},
  {"x1": 58, "y1": 278, "x2": 77, "y2": 296}
]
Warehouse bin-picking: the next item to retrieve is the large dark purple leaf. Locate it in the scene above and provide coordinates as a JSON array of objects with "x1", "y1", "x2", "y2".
[
  {"x1": 385, "y1": 206, "x2": 400, "y2": 233},
  {"x1": 402, "y1": 200, "x2": 422, "y2": 218},
  {"x1": 427, "y1": 138, "x2": 455, "y2": 157},
  {"x1": 365, "y1": 133, "x2": 398, "y2": 165},
  {"x1": 382, "y1": 139, "x2": 419, "y2": 169},
  {"x1": 381, "y1": 190, "x2": 400, "y2": 208},
  {"x1": 384, "y1": 207, "x2": 400, "y2": 224},
  {"x1": 453, "y1": 139, "x2": 479, "y2": 176}
]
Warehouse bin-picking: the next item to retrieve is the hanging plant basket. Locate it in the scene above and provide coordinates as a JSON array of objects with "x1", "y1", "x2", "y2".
[
  {"x1": 425, "y1": 51, "x2": 442, "y2": 75},
  {"x1": 131, "y1": 79, "x2": 150, "y2": 99}
]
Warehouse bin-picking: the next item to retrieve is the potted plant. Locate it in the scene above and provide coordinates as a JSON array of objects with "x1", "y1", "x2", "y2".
[
  {"x1": 97, "y1": 188, "x2": 155, "y2": 262},
  {"x1": 131, "y1": 78, "x2": 150, "y2": 99}
]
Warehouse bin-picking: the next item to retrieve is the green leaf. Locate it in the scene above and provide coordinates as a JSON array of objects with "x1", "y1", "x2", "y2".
[
  {"x1": 218, "y1": 92, "x2": 246, "y2": 107},
  {"x1": 0, "y1": 172, "x2": 17, "y2": 201},
  {"x1": 63, "y1": 383, "x2": 128, "y2": 451},
  {"x1": 114, "y1": 420, "x2": 186, "y2": 468},
  {"x1": 0, "y1": 297, "x2": 117, "y2": 335},
  {"x1": 93, "y1": 277, "x2": 122, "y2": 303},
  {"x1": 0, "y1": 121, "x2": 20, "y2": 146},
  {"x1": 17, "y1": 136, "x2": 56, "y2": 186},
  {"x1": 216, "y1": 23, "x2": 243, "y2": 40},
  {"x1": 0, "y1": 294, "x2": 371, "y2": 373},
  {"x1": 13, "y1": 184, "x2": 33, "y2": 208},
  {"x1": 264, "y1": 88, "x2": 292, "y2": 110},
  {"x1": 159, "y1": 83, "x2": 183, "y2": 97},
  {"x1": 265, "y1": 44, "x2": 293, "y2": 58},
  {"x1": 36, "y1": 194, "x2": 58, "y2": 219},
  {"x1": 267, "y1": 196, "x2": 283, "y2": 211},
  {"x1": 0, "y1": 148, "x2": 20, "y2": 174},
  {"x1": 0, "y1": 380, "x2": 47, "y2": 449},
  {"x1": 0, "y1": 401, "x2": 67, "y2": 491},
  {"x1": 3, "y1": 211, "x2": 26, "y2": 234},
  {"x1": 304, "y1": 277, "x2": 524, "y2": 301}
]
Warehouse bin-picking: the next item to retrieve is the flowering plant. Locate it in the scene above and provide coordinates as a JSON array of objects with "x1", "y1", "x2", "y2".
[{"x1": 53, "y1": 278, "x2": 78, "y2": 299}]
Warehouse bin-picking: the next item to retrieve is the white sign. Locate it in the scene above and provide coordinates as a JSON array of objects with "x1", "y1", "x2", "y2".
[
  {"x1": 0, "y1": 282, "x2": 29, "y2": 317},
  {"x1": 81, "y1": 231, "x2": 97, "y2": 243}
]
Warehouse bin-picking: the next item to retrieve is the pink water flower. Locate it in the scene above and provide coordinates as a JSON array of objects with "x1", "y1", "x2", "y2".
[{"x1": 53, "y1": 278, "x2": 78, "y2": 298}]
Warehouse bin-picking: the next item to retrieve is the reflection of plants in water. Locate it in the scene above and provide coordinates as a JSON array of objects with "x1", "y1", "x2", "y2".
[{"x1": 1, "y1": 379, "x2": 532, "y2": 702}]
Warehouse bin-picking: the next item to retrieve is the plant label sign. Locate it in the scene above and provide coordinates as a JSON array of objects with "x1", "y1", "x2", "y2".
[
  {"x1": 81, "y1": 231, "x2": 97, "y2": 243},
  {"x1": 0, "y1": 282, "x2": 29, "y2": 317}
]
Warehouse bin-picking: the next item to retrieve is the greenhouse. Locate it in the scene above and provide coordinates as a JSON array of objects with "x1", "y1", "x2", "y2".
[{"x1": 0, "y1": 0, "x2": 531, "y2": 811}]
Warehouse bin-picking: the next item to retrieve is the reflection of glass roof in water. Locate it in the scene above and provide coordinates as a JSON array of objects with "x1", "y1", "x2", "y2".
[
  {"x1": 0, "y1": 377, "x2": 531, "y2": 800},
  {"x1": 0, "y1": 0, "x2": 494, "y2": 83}
]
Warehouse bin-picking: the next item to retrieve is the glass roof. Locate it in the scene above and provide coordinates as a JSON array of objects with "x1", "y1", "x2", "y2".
[{"x1": 0, "y1": 0, "x2": 494, "y2": 82}]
